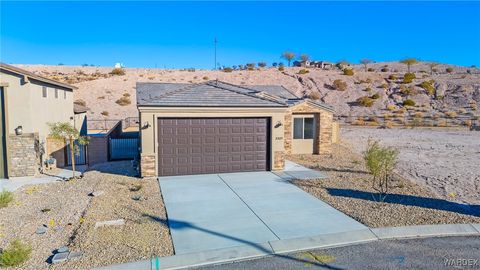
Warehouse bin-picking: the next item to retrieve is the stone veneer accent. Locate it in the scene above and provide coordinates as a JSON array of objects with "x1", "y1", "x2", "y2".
[
  {"x1": 8, "y1": 133, "x2": 40, "y2": 177},
  {"x1": 273, "y1": 151, "x2": 285, "y2": 170},
  {"x1": 140, "y1": 154, "x2": 156, "y2": 177},
  {"x1": 284, "y1": 102, "x2": 333, "y2": 155}
]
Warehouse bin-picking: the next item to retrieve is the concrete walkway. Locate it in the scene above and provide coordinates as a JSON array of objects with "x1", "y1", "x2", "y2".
[
  {"x1": 159, "y1": 171, "x2": 365, "y2": 255},
  {"x1": 0, "y1": 166, "x2": 86, "y2": 192}
]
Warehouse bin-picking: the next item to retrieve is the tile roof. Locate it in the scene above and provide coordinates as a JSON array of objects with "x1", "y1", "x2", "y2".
[{"x1": 137, "y1": 80, "x2": 334, "y2": 112}]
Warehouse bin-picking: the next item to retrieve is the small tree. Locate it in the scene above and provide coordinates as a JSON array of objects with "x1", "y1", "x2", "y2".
[
  {"x1": 400, "y1": 58, "x2": 418, "y2": 73},
  {"x1": 360, "y1": 59, "x2": 373, "y2": 72},
  {"x1": 363, "y1": 140, "x2": 399, "y2": 202},
  {"x1": 48, "y1": 122, "x2": 89, "y2": 179},
  {"x1": 281, "y1": 51, "x2": 295, "y2": 67},
  {"x1": 300, "y1": 54, "x2": 310, "y2": 62},
  {"x1": 258, "y1": 62, "x2": 267, "y2": 68}
]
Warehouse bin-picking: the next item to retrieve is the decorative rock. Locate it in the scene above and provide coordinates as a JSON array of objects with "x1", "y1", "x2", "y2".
[
  {"x1": 94, "y1": 219, "x2": 125, "y2": 229},
  {"x1": 132, "y1": 195, "x2": 141, "y2": 201},
  {"x1": 89, "y1": 191, "x2": 104, "y2": 197},
  {"x1": 52, "y1": 252, "x2": 69, "y2": 264},
  {"x1": 35, "y1": 226, "x2": 47, "y2": 235},
  {"x1": 68, "y1": 251, "x2": 84, "y2": 259},
  {"x1": 57, "y1": 246, "x2": 69, "y2": 253}
]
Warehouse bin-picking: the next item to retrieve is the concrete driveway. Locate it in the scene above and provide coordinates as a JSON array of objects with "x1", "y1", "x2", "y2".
[{"x1": 159, "y1": 171, "x2": 366, "y2": 255}]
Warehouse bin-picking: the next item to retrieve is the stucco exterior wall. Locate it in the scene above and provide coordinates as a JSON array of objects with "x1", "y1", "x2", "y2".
[
  {"x1": 138, "y1": 106, "x2": 287, "y2": 177},
  {"x1": 0, "y1": 71, "x2": 74, "y2": 142},
  {"x1": 284, "y1": 102, "x2": 333, "y2": 156}
]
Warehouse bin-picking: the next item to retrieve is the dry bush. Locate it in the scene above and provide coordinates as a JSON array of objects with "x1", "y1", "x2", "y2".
[
  {"x1": 403, "y1": 72, "x2": 416, "y2": 83},
  {"x1": 357, "y1": 96, "x2": 375, "y2": 107},
  {"x1": 115, "y1": 96, "x2": 131, "y2": 106},
  {"x1": 403, "y1": 99, "x2": 416, "y2": 106},
  {"x1": 445, "y1": 111, "x2": 457, "y2": 118},
  {"x1": 223, "y1": 67, "x2": 233, "y2": 73},
  {"x1": 388, "y1": 74, "x2": 397, "y2": 80},
  {"x1": 74, "y1": 99, "x2": 86, "y2": 107},
  {"x1": 343, "y1": 68, "x2": 354, "y2": 76},
  {"x1": 123, "y1": 93, "x2": 130, "y2": 97},
  {"x1": 458, "y1": 108, "x2": 467, "y2": 114},
  {"x1": 308, "y1": 92, "x2": 321, "y2": 100},
  {"x1": 97, "y1": 96, "x2": 105, "y2": 100},
  {"x1": 110, "y1": 68, "x2": 126, "y2": 76},
  {"x1": 386, "y1": 104, "x2": 396, "y2": 111},
  {"x1": 203, "y1": 76, "x2": 209, "y2": 80},
  {"x1": 419, "y1": 80, "x2": 435, "y2": 95},
  {"x1": 352, "y1": 118, "x2": 365, "y2": 125},
  {"x1": 100, "y1": 111, "x2": 109, "y2": 117},
  {"x1": 333, "y1": 79, "x2": 347, "y2": 91},
  {"x1": 278, "y1": 66, "x2": 285, "y2": 71},
  {"x1": 148, "y1": 76, "x2": 155, "y2": 80},
  {"x1": 298, "y1": 69, "x2": 309, "y2": 74},
  {"x1": 414, "y1": 112, "x2": 423, "y2": 118}
]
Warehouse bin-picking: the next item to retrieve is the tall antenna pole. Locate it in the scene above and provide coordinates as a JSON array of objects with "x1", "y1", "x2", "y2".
[{"x1": 214, "y1": 37, "x2": 218, "y2": 70}]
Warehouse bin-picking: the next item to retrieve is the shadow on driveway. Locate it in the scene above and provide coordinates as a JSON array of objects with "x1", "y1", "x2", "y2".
[{"x1": 143, "y1": 213, "x2": 344, "y2": 270}]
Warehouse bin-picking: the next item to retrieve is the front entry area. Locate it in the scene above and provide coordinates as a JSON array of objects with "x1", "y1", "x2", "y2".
[{"x1": 157, "y1": 118, "x2": 269, "y2": 176}]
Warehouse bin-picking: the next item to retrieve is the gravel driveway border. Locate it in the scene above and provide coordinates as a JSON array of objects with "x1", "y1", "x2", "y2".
[{"x1": 94, "y1": 223, "x2": 480, "y2": 270}]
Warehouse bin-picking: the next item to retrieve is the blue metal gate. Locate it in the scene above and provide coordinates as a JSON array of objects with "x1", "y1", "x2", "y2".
[
  {"x1": 66, "y1": 141, "x2": 87, "y2": 165},
  {"x1": 109, "y1": 138, "x2": 139, "y2": 160}
]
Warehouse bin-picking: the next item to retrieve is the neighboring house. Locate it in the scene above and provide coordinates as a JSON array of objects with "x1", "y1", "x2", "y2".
[
  {"x1": 74, "y1": 103, "x2": 89, "y2": 135},
  {"x1": 0, "y1": 63, "x2": 77, "y2": 178},
  {"x1": 136, "y1": 80, "x2": 334, "y2": 177},
  {"x1": 294, "y1": 60, "x2": 334, "y2": 70},
  {"x1": 293, "y1": 60, "x2": 310, "y2": 68}
]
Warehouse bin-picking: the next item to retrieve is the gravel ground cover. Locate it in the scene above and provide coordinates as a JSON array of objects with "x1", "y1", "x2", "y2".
[
  {"x1": 288, "y1": 144, "x2": 480, "y2": 228},
  {"x1": 342, "y1": 126, "x2": 480, "y2": 205},
  {"x1": 0, "y1": 161, "x2": 173, "y2": 270}
]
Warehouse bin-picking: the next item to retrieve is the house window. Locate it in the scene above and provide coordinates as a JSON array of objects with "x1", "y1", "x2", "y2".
[
  {"x1": 64, "y1": 90, "x2": 67, "y2": 99},
  {"x1": 42, "y1": 87, "x2": 47, "y2": 98},
  {"x1": 293, "y1": 117, "x2": 314, "y2": 139},
  {"x1": 55, "y1": 89, "x2": 58, "y2": 98}
]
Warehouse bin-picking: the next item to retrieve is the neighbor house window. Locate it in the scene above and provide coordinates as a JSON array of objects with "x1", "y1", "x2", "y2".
[
  {"x1": 55, "y1": 89, "x2": 58, "y2": 98},
  {"x1": 293, "y1": 117, "x2": 314, "y2": 139},
  {"x1": 42, "y1": 87, "x2": 47, "y2": 98}
]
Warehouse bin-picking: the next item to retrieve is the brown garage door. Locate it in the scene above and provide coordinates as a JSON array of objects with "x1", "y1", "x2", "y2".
[{"x1": 157, "y1": 118, "x2": 269, "y2": 176}]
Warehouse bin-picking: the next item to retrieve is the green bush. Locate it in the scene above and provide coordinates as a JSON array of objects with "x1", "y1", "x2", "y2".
[
  {"x1": 343, "y1": 68, "x2": 354, "y2": 76},
  {"x1": 388, "y1": 74, "x2": 397, "y2": 80},
  {"x1": 364, "y1": 87, "x2": 372, "y2": 92},
  {"x1": 403, "y1": 72, "x2": 416, "y2": 83},
  {"x1": 446, "y1": 67, "x2": 454, "y2": 73},
  {"x1": 298, "y1": 69, "x2": 309, "y2": 74},
  {"x1": 333, "y1": 79, "x2": 347, "y2": 91},
  {"x1": 223, "y1": 67, "x2": 233, "y2": 73},
  {"x1": 0, "y1": 190, "x2": 13, "y2": 208},
  {"x1": 0, "y1": 239, "x2": 32, "y2": 267},
  {"x1": 403, "y1": 99, "x2": 416, "y2": 106},
  {"x1": 419, "y1": 81, "x2": 435, "y2": 95},
  {"x1": 371, "y1": 92, "x2": 380, "y2": 99},
  {"x1": 110, "y1": 68, "x2": 125, "y2": 76},
  {"x1": 357, "y1": 96, "x2": 375, "y2": 107}
]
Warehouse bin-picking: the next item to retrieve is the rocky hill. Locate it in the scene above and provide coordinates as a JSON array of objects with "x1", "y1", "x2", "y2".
[{"x1": 15, "y1": 63, "x2": 480, "y2": 124}]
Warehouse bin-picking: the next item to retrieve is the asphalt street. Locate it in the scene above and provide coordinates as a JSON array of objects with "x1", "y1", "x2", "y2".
[{"x1": 194, "y1": 236, "x2": 480, "y2": 270}]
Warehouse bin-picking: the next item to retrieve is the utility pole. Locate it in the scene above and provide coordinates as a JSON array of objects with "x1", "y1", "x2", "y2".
[{"x1": 214, "y1": 37, "x2": 218, "y2": 70}]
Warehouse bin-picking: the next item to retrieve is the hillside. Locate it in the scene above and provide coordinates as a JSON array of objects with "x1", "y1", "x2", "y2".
[{"x1": 15, "y1": 63, "x2": 480, "y2": 123}]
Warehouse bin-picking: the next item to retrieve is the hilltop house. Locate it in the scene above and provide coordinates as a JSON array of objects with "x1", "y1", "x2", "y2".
[
  {"x1": 136, "y1": 81, "x2": 335, "y2": 177},
  {"x1": 293, "y1": 60, "x2": 335, "y2": 70},
  {"x1": 0, "y1": 63, "x2": 82, "y2": 178}
]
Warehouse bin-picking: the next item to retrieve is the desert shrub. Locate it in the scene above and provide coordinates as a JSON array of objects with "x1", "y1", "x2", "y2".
[
  {"x1": 148, "y1": 76, "x2": 155, "y2": 80},
  {"x1": 223, "y1": 67, "x2": 233, "y2": 73},
  {"x1": 399, "y1": 85, "x2": 417, "y2": 95},
  {"x1": 380, "y1": 83, "x2": 389, "y2": 89},
  {"x1": 363, "y1": 140, "x2": 399, "y2": 202},
  {"x1": 446, "y1": 67, "x2": 454, "y2": 73},
  {"x1": 403, "y1": 72, "x2": 416, "y2": 83},
  {"x1": 445, "y1": 111, "x2": 457, "y2": 118},
  {"x1": 388, "y1": 74, "x2": 397, "y2": 80},
  {"x1": 403, "y1": 99, "x2": 415, "y2": 106},
  {"x1": 333, "y1": 79, "x2": 347, "y2": 91},
  {"x1": 100, "y1": 111, "x2": 109, "y2": 117},
  {"x1": 419, "y1": 81, "x2": 435, "y2": 95},
  {"x1": 357, "y1": 96, "x2": 375, "y2": 107},
  {"x1": 278, "y1": 66, "x2": 285, "y2": 71},
  {"x1": 463, "y1": 120, "x2": 472, "y2": 127},
  {"x1": 371, "y1": 92, "x2": 380, "y2": 99},
  {"x1": 308, "y1": 92, "x2": 320, "y2": 100},
  {"x1": 123, "y1": 93, "x2": 130, "y2": 97},
  {"x1": 343, "y1": 68, "x2": 354, "y2": 76},
  {"x1": 298, "y1": 69, "x2": 309, "y2": 74},
  {"x1": 386, "y1": 104, "x2": 396, "y2": 111},
  {"x1": 129, "y1": 183, "x2": 143, "y2": 192},
  {"x1": 258, "y1": 62, "x2": 267, "y2": 68},
  {"x1": 352, "y1": 118, "x2": 365, "y2": 125},
  {"x1": 110, "y1": 68, "x2": 125, "y2": 76},
  {"x1": 115, "y1": 96, "x2": 131, "y2": 106},
  {"x1": 74, "y1": 99, "x2": 86, "y2": 107},
  {"x1": 97, "y1": 96, "x2": 105, "y2": 100},
  {"x1": 471, "y1": 104, "x2": 478, "y2": 111},
  {"x1": 381, "y1": 67, "x2": 389, "y2": 72},
  {"x1": 367, "y1": 68, "x2": 375, "y2": 72},
  {"x1": 0, "y1": 239, "x2": 32, "y2": 267},
  {"x1": 364, "y1": 87, "x2": 372, "y2": 92},
  {"x1": 414, "y1": 112, "x2": 423, "y2": 118},
  {"x1": 0, "y1": 190, "x2": 13, "y2": 208},
  {"x1": 202, "y1": 76, "x2": 209, "y2": 80}
]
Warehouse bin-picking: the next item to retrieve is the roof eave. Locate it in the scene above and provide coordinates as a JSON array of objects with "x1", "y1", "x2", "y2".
[{"x1": 0, "y1": 63, "x2": 78, "y2": 90}]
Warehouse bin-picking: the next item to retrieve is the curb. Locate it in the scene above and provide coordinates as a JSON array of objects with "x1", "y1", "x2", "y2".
[{"x1": 94, "y1": 223, "x2": 480, "y2": 270}]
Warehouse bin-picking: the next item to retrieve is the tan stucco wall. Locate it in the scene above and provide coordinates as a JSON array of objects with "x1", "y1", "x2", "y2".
[
  {"x1": 0, "y1": 71, "x2": 74, "y2": 141},
  {"x1": 138, "y1": 106, "x2": 287, "y2": 177}
]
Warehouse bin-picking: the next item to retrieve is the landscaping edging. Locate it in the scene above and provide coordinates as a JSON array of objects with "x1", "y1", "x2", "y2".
[{"x1": 94, "y1": 223, "x2": 480, "y2": 270}]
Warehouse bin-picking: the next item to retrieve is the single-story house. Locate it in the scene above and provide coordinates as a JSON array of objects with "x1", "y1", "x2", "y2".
[
  {"x1": 137, "y1": 80, "x2": 334, "y2": 177},
  {"x1": 0, "y1": 63, "x2": 80, "y2": 178}
]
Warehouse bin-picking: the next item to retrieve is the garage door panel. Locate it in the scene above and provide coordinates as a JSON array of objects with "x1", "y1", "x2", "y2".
[{"x1": 158, "y1": 118, "x2": 269, "y2": 176}]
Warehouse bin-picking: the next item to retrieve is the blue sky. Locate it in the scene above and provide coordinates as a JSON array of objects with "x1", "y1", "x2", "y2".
[{"x1": 1, "y1": 1, "x2": 479, "y2": 69}]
